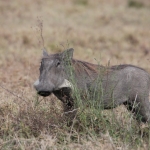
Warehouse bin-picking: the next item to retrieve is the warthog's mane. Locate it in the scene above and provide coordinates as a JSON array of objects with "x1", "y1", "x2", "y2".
[
  {"x1": 71, "y1": 59, "x2": 106, "y2": 79},
  {"x1": 71, "y1": 59, "x2": 146, "y2": 79}
]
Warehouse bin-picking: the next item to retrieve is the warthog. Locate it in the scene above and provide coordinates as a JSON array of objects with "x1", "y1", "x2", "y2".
[{"x1": 34, "y1": 48, "x2": 150, "y2": 123}]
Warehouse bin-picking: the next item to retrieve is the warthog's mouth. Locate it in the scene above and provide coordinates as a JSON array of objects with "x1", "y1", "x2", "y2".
[{"x1": 38, "y1": 91, "x2": 52, "y2": 97}]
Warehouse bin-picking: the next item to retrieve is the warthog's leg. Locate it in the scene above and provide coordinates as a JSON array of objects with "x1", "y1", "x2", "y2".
[
  {"x1": 136, "y1": 98, "x2": 150, "y2": 123},
  {"x1": 124, "y1": 95, "x2": 150, "y2": 123},
  {"x1": 53, "y1": 88, "x2": 77, "y2": 121},
  {"x1": 53, "y1": 88, "x2": 74, "y2": 110}
]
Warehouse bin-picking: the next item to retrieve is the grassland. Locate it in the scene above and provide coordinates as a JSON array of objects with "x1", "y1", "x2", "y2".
[{"x1": 0, "y1": 0, "x2": 150, "y2": 149}]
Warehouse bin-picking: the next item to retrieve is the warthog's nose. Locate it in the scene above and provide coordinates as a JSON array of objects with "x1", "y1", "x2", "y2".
[{"x1": 38, "y1": 91, "x2": 51, "y2": 97}]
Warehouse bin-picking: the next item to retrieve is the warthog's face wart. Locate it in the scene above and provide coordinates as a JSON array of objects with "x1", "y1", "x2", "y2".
[{"x1": 34, "y1": 48, "x2": 74, "y2": 97}]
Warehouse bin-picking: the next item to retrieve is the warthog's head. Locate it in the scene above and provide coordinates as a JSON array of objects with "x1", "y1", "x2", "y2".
[{"x1": 34, "y1": 48, "x2": 74, "y2": 97}]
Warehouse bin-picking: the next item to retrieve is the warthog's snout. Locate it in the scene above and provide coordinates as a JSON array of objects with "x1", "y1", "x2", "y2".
[{"x1": 34, "y1": 79, "x2": 53, "y2": 97}]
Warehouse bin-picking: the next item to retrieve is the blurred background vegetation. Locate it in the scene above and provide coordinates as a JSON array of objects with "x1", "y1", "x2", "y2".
[{"x1": 0, "y1": 0, "x2": 150, "y2": 149}]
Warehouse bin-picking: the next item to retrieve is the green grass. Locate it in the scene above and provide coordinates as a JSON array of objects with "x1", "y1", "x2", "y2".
[
  {"x1": 0, "y1": 0, "x2": 150, "y2": 149},
  {"x1": 69, "y1": 86, "x2": 149, "y2": 149},
  {"x1": 0, "y1": 85, "x2": 149, "y2": 149},
  {"x1": 73, "y1": 0, "x2": 89, "y2": 6},
  {"x1": 56, "y1": 62, "x2": 150, "y2": 149},
  {"x1": 128, "y1": 0, "x2": 144, "y2": 8}
]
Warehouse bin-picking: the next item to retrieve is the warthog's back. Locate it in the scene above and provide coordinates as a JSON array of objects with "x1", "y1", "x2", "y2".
[{"x1": 110, "y1": 64, "x2": 146, "y2": 71}]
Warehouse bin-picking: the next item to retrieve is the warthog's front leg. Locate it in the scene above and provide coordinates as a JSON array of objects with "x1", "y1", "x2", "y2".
[{"x1": 53, "y1": 88, "x2": 74, "y2": 109}]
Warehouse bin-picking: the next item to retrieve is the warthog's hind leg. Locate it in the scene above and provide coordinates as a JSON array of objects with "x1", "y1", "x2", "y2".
[{"x1": 124, "y1": 98, "x2": 150, "y2": 123}]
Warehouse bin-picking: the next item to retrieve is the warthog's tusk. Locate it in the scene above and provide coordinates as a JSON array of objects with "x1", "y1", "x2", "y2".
[
  {"x1": 34, "y1": 80, "x2": 40, "y2": 87},
  {"x1": 58, "y1": 79, "x2": 73, "y2": 89}
]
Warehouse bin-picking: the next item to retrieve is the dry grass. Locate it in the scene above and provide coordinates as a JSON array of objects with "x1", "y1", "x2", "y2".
[{"x1": 0, "y1": 0, "x2": 150, "y2": 149}]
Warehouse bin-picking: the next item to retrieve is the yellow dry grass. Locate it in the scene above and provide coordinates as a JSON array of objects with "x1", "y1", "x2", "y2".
[{"x1": 0, "y1": 0, "x2": 150, "y2": 149}]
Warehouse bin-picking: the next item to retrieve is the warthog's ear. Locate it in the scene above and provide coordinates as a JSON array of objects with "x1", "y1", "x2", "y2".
[
  {"x1": 62, "y1": 48, "x2": 74, "y2": 60},
  {"x1": 42, "y1": 48, "x2": 49, "y2": 57}
]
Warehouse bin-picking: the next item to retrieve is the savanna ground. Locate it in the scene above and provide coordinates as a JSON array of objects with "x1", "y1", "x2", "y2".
[{"x1": 0, "y1": 0, "x2": 150, "y2": 149}]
